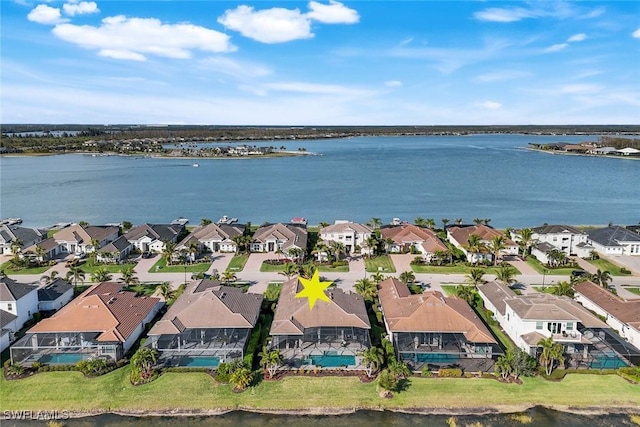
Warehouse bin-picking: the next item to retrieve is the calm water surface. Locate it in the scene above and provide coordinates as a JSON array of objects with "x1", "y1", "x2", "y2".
[{"x1": 1, "y1": 135, "x2": 639, "y2": 228}]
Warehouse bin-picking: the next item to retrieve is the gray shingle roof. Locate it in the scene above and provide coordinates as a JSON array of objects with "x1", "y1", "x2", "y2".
[
  {"x1": 125, "y1": 223, "x2": 184, "y2": 242},
  {"x1": 0, "y1": 277, "x2": 38, "y2": 302},
  {"x1": 532, "y1": 224, "x2": 585, "y2": 235},
  {"x1": 38, "y1": 278, "x2": 73, "y2": 302},
  {"x1": 1, "y1": 308, "x2": 18, "y2": 329},
  {"x1": 588, "y1": 226, "x2": 640, "y2": 247}
]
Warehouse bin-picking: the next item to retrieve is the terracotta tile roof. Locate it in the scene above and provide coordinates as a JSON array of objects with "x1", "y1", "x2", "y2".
[
  {"x1": 575, "y1": 281, "x2": 640, "y2": 327},
  {"x1": 380, "y1": 224, "x2": 447, "y2": 253},
  {"x1": 0, "y1": 277, "x2": 38, "y2": 302},
  {"x1": 148, "y1": 280, "x2": 263, "y2": 336},
  {"x1": 448, "y1": 225, "x2": 517, "y2": 247},
  {"x1": 53, "y1": 224, "x2": 119, "y2": 244},
  {"x1": 378, "y1": 278, "x2": 496, "y2": 343},
  {"x1": 253, "y1": 223, "x2": 307, "y2": 250},
  {"x1": 270, "y1": 278, "x2": 370, "y2": 335},
  {"x1": 29, "y1": 282, "x2": 161, "y2": 342}
]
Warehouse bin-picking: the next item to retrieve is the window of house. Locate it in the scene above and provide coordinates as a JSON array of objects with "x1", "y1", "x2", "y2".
[
  {"x1": 566, "y1": 323, "x2": 573, "y2": 331},
  {"x1": 536, "y1": 321, "x2": 543, "y2": 330},
  {"x1": 7, "y1": 303, "x2": 12, "y2": 311}
]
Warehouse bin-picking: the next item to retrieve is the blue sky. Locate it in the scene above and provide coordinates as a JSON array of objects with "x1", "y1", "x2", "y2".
[{"x1": 2, "y1": 1, "x2": 639, "y2": 125}]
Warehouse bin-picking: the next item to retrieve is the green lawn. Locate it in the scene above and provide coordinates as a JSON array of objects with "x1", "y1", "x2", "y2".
[
  {"x1": 525, "y1": 257, "x2": 575, "y2": 276},
  {"x1": 79, "y1": 260, "x2": 137, "y2": 273},
  {"x1": 123, "y1": 283, "x2": 161, "y2": 296},
  {"x1": 1, "y1": 367, "x2": 638, "y2": 412},
  {"x1": 411, "y1": 264, "x2": 519, "y2": 275},
  {"x1": 148, "y1": 257, "x2": 211, "y2": 273},
  {"x1": 440, "y1": 285, "x2": 459, "y2": 296},
  {"x1": 226, "y1": 255, "x2": 248, "y2": 272},
  {"x1": 587, "y1": 258, "x2": 633, "y2": 276},
  {"x1": 0, "y1": 261, "x2": 51, "y2": 275},
  {"x1": 624, "y1": 287, "x2": 640, "y2": 297},
  {"x1": 532, "y1": 286, "x2": 555, "y2": 294},
  {"x1": 260, "y1": 262, "x2": 285, "y2": 272},
  {"x1": 364, "y1": 256, "x2": 396, "y2": 273},
  {"x1": 317, "y1": 264, "x2": 349, "y2": 273}
]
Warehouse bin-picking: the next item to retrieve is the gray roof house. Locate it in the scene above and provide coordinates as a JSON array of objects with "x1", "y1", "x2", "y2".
[
  {"x1": 588, "y1": 226, "x2": 640, "y2": 256},
  {"x1": 0, "y1": 224, "x2": 47, "y2": 255},
  {"x1": 96, "y1": 235, "x2": 132, "y2": 263},
  {"x1": 0, "y1": 277, "x2": 40, "y2": 348},
  {"x1": 125, "y1": 223, "x2": 185, "y2": 253},
  {"x1": 38, "y1": 278, "x2": 74, "y2": 312}
]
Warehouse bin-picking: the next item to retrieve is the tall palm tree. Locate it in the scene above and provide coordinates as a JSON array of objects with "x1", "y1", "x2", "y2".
[
  {"x1": 455, "y1": 285, "x2": 475, "y2": 304},
  {"x1": 221, "y1": 270, "x2": 237, "y2": 284},
  {"x1": 370, "y1": 271, "x2": 385, "y2": 283},
  {"x1": 130, "y1": 347, "x2": 158, "y2": 379},
  {"x1": 384, "y1": 237, "x2": 395, "y2": 255},
  {"x1": 365, "y1": 235, "x2": 380, "y2": 258},
  {"x1": 10, "y1": 239, "x2": 22, "y2": 263},
  {"x1": 186, "y1": 240, "x2": 200, "y2": 263},
  {"x1": 279, "y1": 262, "x2": 299, "y2": 280},
  {"x1": 119, "y1": 265, "x2": 139, "y2": 286},
  {"x1": 157, "y1": 282, "x2": 173, "y2": 301},
  {"x1": 359, "y1": 347, "x2": 384, "y2": 378},
  {"x1": 91, "y1": 267, "x2": 112, "y2": 283},
  {"x1": 467, "y1": 234, "x2": 485, "y2": 264},
  {"x1": 399, "y1": 270, "x2": 416, "y2": 286},
  {"x1": 518, "y1": 228, "x2": 533, "y2": 259},
  {"x1": 441, "y1": 218, "x2": 450, "y2": 231},
  {"x1": 34, "y1": 245, "x2": 47, "y2": 266},
  {"x1": 473, "y1": 218, "x2": 483, "y2": 225},
  {"x1": 591, "y1": 269, "x2": 612, "y2": 289},
  {"x1": 367, "y1": 217, "x2": 382, "y2": 230},
  {"x1": 537, "y1": 337, "x2": 565, "y2": 376},
  {"x1": 301, "y1": 263, "x2": 316, "y2": 279},
  {"x1": 200, "y1": 218, "x2": 212, "y2": 226},
  {"x1": 454, "y1": 218, "x2": 463, "y2": 225},
  {"x1": 495, "y1": 264, "x2": 517, "y2": 286},
  {"x1": 318, "y1": 221, "x2": 330, "y2": 228},
  {"x1": 483, "y1": 218, "x2": 491, "y2": 226},
  {"x1": 354, "y1": 278, "x2": 377, "y2": 302},
  {"x1": 489, "y1": 235, "x2": 505, "y2": 266},
  {"x1": 65, "y1": 266, "x2": 86, "y2": 288},
  {"x1": 161, "y1": 241, "x2": 176, "y2": 265},
  {"x1": 550, "y1": 281, "x2": 575, "y2": 297},
  {"x1": 425, "y1": 218, "x2": 436, "y2": 230},
  {"x1": 330, "y1": 241, "x2": 345, "y2": 261},
  {"x1": 40, "y1": 270, "x2": 59, "y2": 284},
  {"x1": 414, "y1": 217, "x2": 426, "y2": 227},
  {"x1": 466, "y1": 268, "x2": 486, "y2": 288}
]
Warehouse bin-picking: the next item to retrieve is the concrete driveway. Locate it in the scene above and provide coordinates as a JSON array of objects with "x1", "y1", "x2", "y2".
[{"x1": 605, "y1": 255, "x2": 640, "y2": 275}]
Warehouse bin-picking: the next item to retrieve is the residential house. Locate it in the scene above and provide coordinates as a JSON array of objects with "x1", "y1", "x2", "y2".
[
  {"x1": 53, "y1": 224, "x2": 120, "y2": 255},
  {"x1": 1, "y1": 309, "x2": 18, "y2": 352},
  {"x1": 530, "y1": 242, "x2": 557, "y2": 265},
  {"x1": 587, "y1": 226, "x2": 640, "y2": 256},
  {"x1": 447, "y1": 225, "x2": 518, "y2": 263},
  {"x1": 574, "y1": 281, "x2": 640, "y2": 354},
  {"x1": 378, "y1": 277, "x2": 499, "y2": 372},
  {"x1": 147, "y1": 279, "x2": 263, "y2": 367},
  {"x1": 22, "y1": 238, "x2": 61, "y2": 263},
  {"x1": 124, "y1": 223, "x2": 185, "y2": 253},
  {"x1": 38, "y1": 278, "x2": 74, "y2": 312},
  {"x1": 0, "y1": 277, "x2": 39, "y2": 352},
  {"x1": 0, "y1": 224, "x2": 47, "y2": 255},
  {"x1": 478, "y1": 281, "x2": 638, "y2": 369},
  {"x1": 531, "y1": 224, "x2": 590, "y2": 257},
  {"x1": 10, "y1": 282, "x2": 162, "y2": 365},
  {"x1": 175, "y1": 223, "x2": 245, "y2": 258},
  {"x1": 269, "y1": 277, "x2": 371, "y2": 369},
  {"x1": 319, "y1": 221, "x2": 372, "y2": 255},
  {"x1": 96, "y1": 235, "x2": 132, "y2": 263},
  {"x1": 380, "y1": 224, "x2": 447, "y2": 261},
  {"x1": 251, "y1": 223, "x2": 307, "y2": 258}
]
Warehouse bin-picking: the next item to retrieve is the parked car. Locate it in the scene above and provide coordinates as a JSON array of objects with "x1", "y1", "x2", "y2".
[
  {"x1": 142, "y1": 251, "x2": 152, "y2": 259},
  {"x1": 571, "y1": 269, "x2": 588, "y2": 278}
]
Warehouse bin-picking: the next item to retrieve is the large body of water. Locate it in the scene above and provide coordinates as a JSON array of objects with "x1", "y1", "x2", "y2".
[
  {"x1": 2, "y1": 134, "x2": 639, "y2": 229},
  {"x1": 3, "y1": 408, "x2": 636, "y2": 427}
]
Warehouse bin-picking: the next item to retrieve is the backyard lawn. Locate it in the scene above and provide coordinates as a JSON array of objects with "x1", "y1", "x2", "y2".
[
  {"x1": 226, "y1": 255, "x2": 248, "y2": 272},
  {"x1": 364, "y1": 255, "x2": 396, "y2": 273},
  {"x1": 1, "y1": 367, "x2": 638, "y2": 412},
  {"x1": 148, "y1": 257, "x2": 211, "y2": 273},
  {"x1": 587, "y1": 258, "x2": 633, "y2": 276},
  {"x1": 525, "y1": 257, "x2": 575, "y2": 276}
]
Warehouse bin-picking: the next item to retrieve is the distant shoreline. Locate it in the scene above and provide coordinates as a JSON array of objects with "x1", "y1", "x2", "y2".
[
  {"x1": 521, "y1": 146, "x2": 640, "y2": 161},
  {"x1": 0, "y1": 150, "x2": 319, "y2": 160}
]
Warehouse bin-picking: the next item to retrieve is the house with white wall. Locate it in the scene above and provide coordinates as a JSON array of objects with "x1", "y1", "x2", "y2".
[
  {"x1": 53, "y1": 224, "x2": 120, "y2": 255},
  {"x1": 125, "y1": 223, "x2": 185, "y2": 253},
  {"x1": 38, "y1": 278, "x2": 74, "y2": 312},
  {"x1": 531, "y1": 224, "x2": 590, "y2": 257},
  {"x1": 380, "y1": 224, "x2": 447, "y2": 261},
  {"x1": 447, "y1": 225, "x2": 518, "y2": 263},
  {"x1": 175, "y1": 223, "x2": 244, "y2": 256},
  {"x1": 0, "y1": 225, "x2": 47, "y2": 255},
  {"x1": 251, "y1": 223, "x2": 307, "y2": 258},
  {"x1": 320, "y1": 221, "x2": 372, "y2": 255},
  {"x1": 0, "y1": 277, "x2": 39, "y2": 333},
  {"x1": 587, "y1": 226, "x2": 640, "y2": 256},
  {"x1": 574, "y1": 281, "x2": 640, "y2": 352}
]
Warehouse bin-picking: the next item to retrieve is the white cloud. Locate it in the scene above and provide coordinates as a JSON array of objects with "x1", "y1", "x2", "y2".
[
  {"x1": 473, "y1": 7, "x2": 535, "y2": 23},
  {"x1": 307, "y1": 0, "x2": 359, "y2": 24},
  {"x1": 474, "y1": 3, "x2": 603, "y2": 23},
  {"x1": 199, "y1": 56, "x2": 272, "y2": 79},
  {"x1": 567, "y1": 33, "x2": 587, "y2": 42},
  {"x1": 633, "y1": 28, "x2": 640, "y2": 38},
  {"x1": 263, "y1": 81, "x2": 374, "y2": 96},
  {"x1": 480, "y1": 101, "x2": 502, "y2": 110},
  {"x1": 52, "y1": 15, "x2": 236, "y2": 61},
  {"x1": 559, "y1": 84, "x2": 602, "y2": 95},
  {"x1": 545, "y1": 43, "x2": 568, "y2": 52},
  {"x1": 218, "y1": 5, "x2": 312, "y2": 44},
  {"x1": 63, "y1": 1, "x2": 99, "y2": 16},
  {"x1": 384, "y1": 80, "x2": 402, "y2": 88},
  {"x1": 474, "y1": 70, "x2": 532, "y2": 83},
  {"x1": 27, "y1": 4, "x2": 67, "y2": 25}
]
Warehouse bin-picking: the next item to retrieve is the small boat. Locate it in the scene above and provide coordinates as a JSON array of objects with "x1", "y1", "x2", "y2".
[
  {"x1": 1, "y1": 217, "x2": 22, "y2": 226},
  {"x1": 217, "y1": 215, "x2": 238, "y2": 225},
  {"x1": 192, "y1": 163, "x2": 200, "y2": 167}
]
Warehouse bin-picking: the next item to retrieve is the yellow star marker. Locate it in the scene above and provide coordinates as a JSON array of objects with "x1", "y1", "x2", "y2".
[{"x1": 295, "y1": 269, "x2": 333, "y2": 310}]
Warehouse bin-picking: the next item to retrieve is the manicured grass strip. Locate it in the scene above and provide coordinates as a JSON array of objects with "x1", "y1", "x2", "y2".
[
  {"x1": 0, "y1": 262, "x2": 51, "y2": 275},
  {"x1": 317, "y1": 264, "x2": 349, "y2": 273},
  {"x1": 123, "y1": 283, "x2": 161, "y2": 296},
  {"x1": 1, "y1": 368, "x2": 638, "y2": 412},
  {"x1": 411, "y1": 264, "x2": 520, "y2": 275},
  {"x1": 532, "y1": 286, "x2": 555, "y2": 294},
  {"x1": 80, "y1": 261, "x2": 137, "y2": 273},
  {"x1": 226, "y1": 255, "x2": 248, "y2": 272},
  {"x1": 624, "y1": 287, "x2": 640, "y2": 296},
  {"x1": 364, "y1": 255, "x2": 396, "y2": 273},
  {"x1": 148, "y1": 257, "x2": 211, "y2": 273},
  {"x1": 260, "y1": 262, "x2": 285, "y2": 272},
  {"x1": 440, "y1": 285, "x2": 458, "y2": 296},
  {"x1": 525, "y1": 257, "x2": 575, "y2": 276},
  {"x1": 587, "y1": 258, "x2": 632, "y2": 276}
]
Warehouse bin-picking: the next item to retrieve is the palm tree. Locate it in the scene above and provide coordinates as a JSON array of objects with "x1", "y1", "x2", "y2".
[
  {"x1": 454, "y1": 218, "x2": 463, "y2": 225},
  {"x1": 365, "y1": 235, "x2": 379, "y2": 257},
  {"x1": 279, "y1": 262, "x2": 299, "y2": 280},
  {"x1": 441, "y1": 218, "x2": 450, "y2": 231},
  {"x1": 157, "y1": 282, "x2": 173, "y2": 301},
  {"x1": 300, "y1": 263, "x2": 316, "y2": 279},
  {"x1": 367, "y1": 217, "x2": 382, "y2": 230},
  {"x1": 330, "y1": 241, "x2": 345, "y2": 261},
  {"x1": 354, "y1": 278, "x2": 377, "y2": 302},
  {"x1": 370, "y1": 271, "x2": 385, "y2": 283},
  {"x1": 455, "y1": 285, "x2": 475, "y2": 304},
  {"x1": 466, "y1": 268, "x2": 485, "y2": 288},
  {"x1": 229, "y1": 366, "x2": 253, "y2": 391},
  {"x1": 591, "y1": 269, "x2": 612, "y2": 289},
  {"x1": 34, "y1": 245, "x2": 47, "y2": 266},
  {"x1": 313, "y1": 241, "x2": 329, "y2": 262},
  {"x1": 489, "y1": 235, "x2": 505, "y2": 266},
  {"x1": 318, "y1": 221, "x2": 330, "y2": 228},
  {"x1": 65, "y1": 266, "x2": 86, "y2": 288},
  {"x1": 546, "y1": 249, "x2": 567, "y2": 268},
  {"x1": 495, "y1": 353, "x2": 513, "y2": 380},
  {"x1": 90, "y1": 238, "x2": 101, "y2": 254},
  {"x1": 359, "y1": 347, "x2": 384, "y2": 378},
  {"x1": 425, "y1": 218, "x2": 436, "y2": 230},
  {"x1": 10, "y1": 239, "x2": 22, "y2": 263},
  {"x1": 91, "y1": 267, "x2": 112, "y2": 283},
  {"x1": 550, "y1": 281, "x2": 575, "y2": 297},
  {"x1": 495, "y1": 264, "x2": 516, "y2": 286},
  {"x1": 130, "y1": 347, "x2": 158, "y2": 379},
  {"x1": 383, "y1": 237, "x2": 395, "y2": 255},
  {"x1": 200, "y1": 218, "x2": 212, "y2": 226},
  {"x1": 258, "y1": 345, "x2": 283, "y2": 379},
  {"x1": 221, "y1": 270, "x2": 237, "y2": 284},
  {"x1": 483, "y1": 218, "x2": 491, "y2": 226},
  {"x1": 40, "y1": 270, "x2": 59, "y2": 284},
  {"x1": 473, "y1": 218, "x2": 483, "y2": 225},
  {"x1": 119, "y1": 265, "x2": 139, "y2": 286},
  {"x1": 467, "y1": 234, "x2": 484, "y2": 264},
  {"x1": 288, "y1": 247, "x2": 304, "y2": 263},
  {"x1": 518, "y1": 228, "x2": 533, "y2": 258},
  {"x1": 161, "y1": 241, "x2": 176, "y2": 265},
  {"x1": 537, "y1": 337, "x2": 565, "y2": 376},
  {"x1": 399, "y1": 270, "x2": 416, "y2": 286},
  {"x1": 414, "y1": 217, "x2": 426, "y2": 227}
]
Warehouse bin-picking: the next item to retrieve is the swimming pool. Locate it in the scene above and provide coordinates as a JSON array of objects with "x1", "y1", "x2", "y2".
[
  {"x1": 413, "y1": 353, "x2": 460, "y2": 363},
  {"x1": 589, "y1": 357, "x2": 627, "y2": 369},
  {"x1": 39, "y1": 353, "x2": 85, "y2": 364},
  {"x1": 306, "y1": 354, "x2": 356, "y2": 368},
  {"x1": 180, "y1": 356, "x2": 220, "y2": 367}
]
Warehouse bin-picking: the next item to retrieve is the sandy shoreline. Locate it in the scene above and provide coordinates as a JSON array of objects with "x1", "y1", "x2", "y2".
[{"x1": 521, "y1": 146, "x2": 640, "y2": 160}]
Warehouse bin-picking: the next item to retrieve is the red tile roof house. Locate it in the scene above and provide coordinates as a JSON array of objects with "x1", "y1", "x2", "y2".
[
  {"x1": 269, "y1": 277, "x2": 371, "y2": 370},
  {"x1": 10, "y1": 282, "x2": 162, "y2": 366},
  {"x1": 380, "y1": 224, "x2": 448, "y2": 261},
  {"x1": 146, "y1": 279, "x2": 262, "y2": 368},
  {"x1": 447, "y1": 224, "x2": 518, "y2": 264},
  {"x1": 378, "y1": 277, "x2": 500, "y2": 372}
]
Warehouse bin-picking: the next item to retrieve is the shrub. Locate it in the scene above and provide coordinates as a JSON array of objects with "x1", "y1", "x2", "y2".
[
  {"x1": 6, "y1": 363, "x2": 25, "y2": 376},
  {"x1": 3, "y1": 359, "x2": 11, "y2": 369},
  {"x1": 420, "y1": 366, "x2": 431, "y2": 377},
  {"x1": 437, "y1": 368, "x2": 463, "y2": 378},
  {"x1": 620, "y1": 268, "x2": 631, "y2": 275},
  {"x1": 377, "y1": 369, "x2": 399, "y2": 392},
  {"x1": 31, "y1": 361, "x2": 42, "y2": 370},
  {"x1": 244, "y1": 323, "x2": 262, "y2": 369}
]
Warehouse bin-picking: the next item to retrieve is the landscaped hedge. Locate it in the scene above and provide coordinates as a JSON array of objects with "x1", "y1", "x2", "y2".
[
  {"x1": 163, "y1": 367, "x2": 210, "y2": 373},
  {"x1": 437, "y1": 368, "x2": 463, "y2": 378},
  {"x1": 244, "y1": 323, "x2": 262, "y2": 369},
  {"x1": 618, "y1": 366, "x2": 640, "y2": 383}
]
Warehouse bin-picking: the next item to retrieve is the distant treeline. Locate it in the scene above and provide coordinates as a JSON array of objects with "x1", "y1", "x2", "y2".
[{"x1": 598, "y1": 136, "x2": 640, "y2": 149}]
